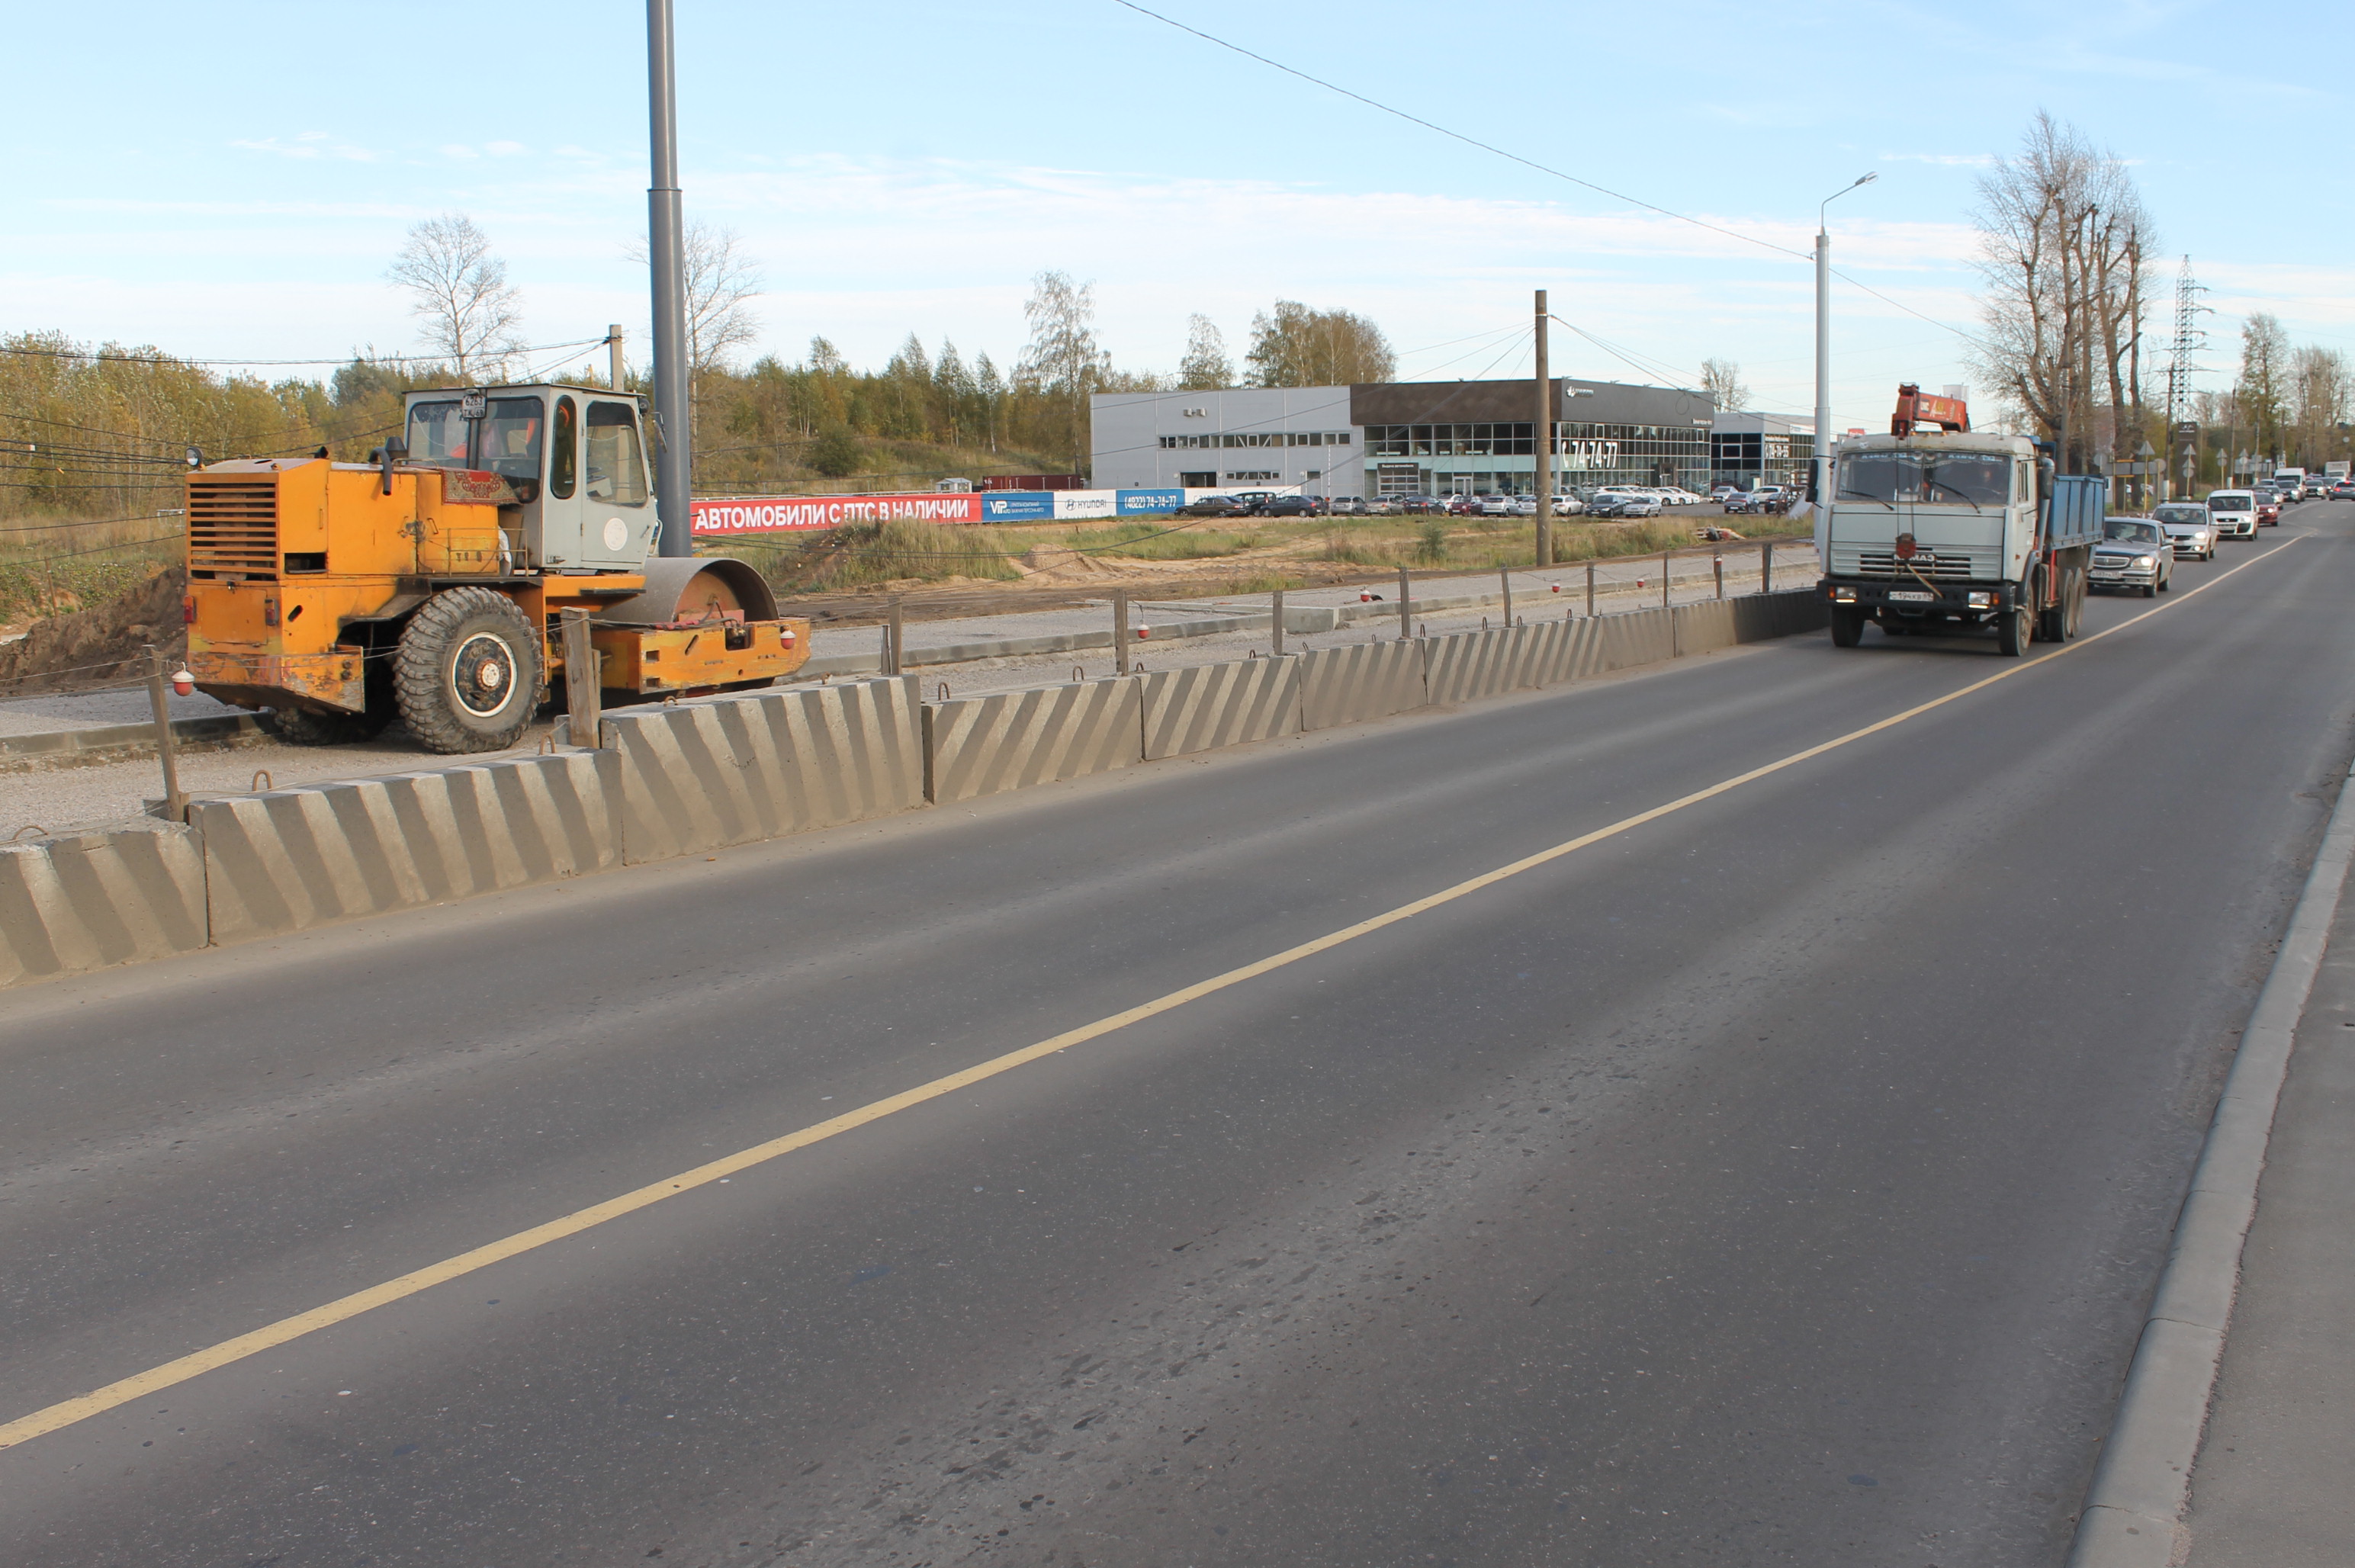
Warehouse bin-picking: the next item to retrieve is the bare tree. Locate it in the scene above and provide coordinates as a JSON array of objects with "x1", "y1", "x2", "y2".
[
  {"x1": 1178, "y1": 314, "x2": 1233, "y2": 390},
  {"x1": 1015, "y1": 271, "x2": 1109, "y2": 470},
  {"x1": 1967, "y1": 112, "x2": 2158, "y2": 475},
  {"x1": 387, "y1": 214, "x2": 523, "y2": 382},
  {"x1": 2237, "y1": 312, "x2": 2291, "y2": 463},
  {"x1": 1699, "y1": 358, "x2": 1751, "y2": 412},
  {"x1": 628, "y1": 220, "x2": 762, "y2": 417},
  {"x1": 2290, "y1": 344, "x2": 2351, "y2": 467},
  {"x1": 1244, "y1": 301, "x2": 1396, "y2": 387}
]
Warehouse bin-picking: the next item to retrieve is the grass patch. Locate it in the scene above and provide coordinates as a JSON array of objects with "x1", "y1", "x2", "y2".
[
  {"x1": 0, "y1": 516, "x2": 186, "y2": 631},
  {"x1": 731, "y1": 517, "x2": 1019, "y2": 593},
  {"x1": 1062, "y1": 519, "x2": 1262, "y2": 559}
]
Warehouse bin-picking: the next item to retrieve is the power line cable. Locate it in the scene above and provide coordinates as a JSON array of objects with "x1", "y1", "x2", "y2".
[
  {"x1": 1106, "y1": 0, "x2": 1812, "y2": 263},
  {"x1": 0, "y1": 336, "x2": 609, "y2": 369}
]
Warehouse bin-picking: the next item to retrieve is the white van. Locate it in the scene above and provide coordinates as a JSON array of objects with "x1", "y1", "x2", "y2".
[{"x1": 2206, "y1": 490, "x2": 2259, "y2": 538}]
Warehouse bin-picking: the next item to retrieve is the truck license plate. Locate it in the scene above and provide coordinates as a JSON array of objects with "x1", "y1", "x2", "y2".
[{"x1": 1888, "y1": 589, "x2": 1935, "y2": 602}]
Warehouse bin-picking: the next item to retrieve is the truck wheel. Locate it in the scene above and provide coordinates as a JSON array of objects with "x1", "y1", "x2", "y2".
[
  {"x1": 1997, "y1": 595, "x2": 2032, "y2": 657},
  {"x1": 264, "y1": 707, "x2": 374, "y2": 746},
  {"x1": 394, "y1": 586, "x2": 543, "y2": 753},
  {"x1": 1830, "y1": 606, "x2": 1865, "y2": 647}
]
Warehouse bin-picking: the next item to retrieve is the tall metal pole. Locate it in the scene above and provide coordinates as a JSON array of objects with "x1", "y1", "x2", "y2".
[
  {"x1": 1814, "y1": 225, "x2": 1832, "y2": 515},
  {"x1": 1814, "y1": 175, "x2": 1876, "y2": 521},
  {"x1": 1534, "y1": 289, "x2": 1553, "y2": 567},
  {"x1": 647, "y1": 0, "x2": 692, "y2": 557}
]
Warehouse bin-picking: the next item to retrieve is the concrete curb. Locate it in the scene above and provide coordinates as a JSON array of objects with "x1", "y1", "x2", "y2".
[
  {"x1": 2065, "y1": 760, "x2": 2355, "y2": 1567},
  {"x1": 0, "y1": 712, "x2": 268, "y2": 773},
  {"x1": 924, "y1": 676, "x2": 1145, "y2": 805},
  {"x1": 1142, "y1": 657, "x2": 1300, "y2": 760}
]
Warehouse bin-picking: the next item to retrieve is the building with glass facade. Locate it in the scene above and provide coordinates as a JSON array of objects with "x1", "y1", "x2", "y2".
[
  {"x1": 1711, "y1": 411, "x2": 1817, "y2": 493},
  {"x1": 1354, "y1": 379, "x2": 1716, "y2": 496},
  {"x1": 1091, "y1": 378, "x2": 1791, "y2": 499}
]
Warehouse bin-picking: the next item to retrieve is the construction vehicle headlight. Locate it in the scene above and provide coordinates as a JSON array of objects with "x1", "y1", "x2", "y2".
[
  {"x1": 1967, "y1": 591, "x2": 1996, "y2": 609},
  {"x1": 1833, "y1": 586, "x2": 1858, "y2": 602}
]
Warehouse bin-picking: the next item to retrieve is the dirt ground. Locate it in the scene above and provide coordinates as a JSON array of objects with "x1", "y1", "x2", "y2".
[{"x1": 0, "y1": 564, "x2": 186, "y2": 696}]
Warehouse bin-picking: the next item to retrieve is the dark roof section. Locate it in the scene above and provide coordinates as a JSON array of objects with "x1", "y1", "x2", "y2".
[{"x1": 1351, "y1": 378, "x2": 1715, "y2": 428}]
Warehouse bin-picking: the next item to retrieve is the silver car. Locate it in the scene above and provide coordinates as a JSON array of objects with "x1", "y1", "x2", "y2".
[
  {"x1": 2087, "y1": 516, "x2": 2174, "y2": 596},
  {"x1": 2151, "y1": 501, "x2": 2216, "y2": 561}
]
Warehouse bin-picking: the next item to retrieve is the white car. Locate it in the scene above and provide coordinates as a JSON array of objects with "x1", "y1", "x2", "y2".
[
  {"x1": 1505, "y1": 494, "x2": 1539, "y2": 517},
  {"x1": 1549, "y1": 493, "x2": 1587, "y2": 516},
  {"x1": 1655, "y1": 487, "x2": 1708, "y2": 507},
  {"x1": 2151, "y1": 500, "x2": 2217, "y2": 561},
  {"x1": 2206, "y1": 490, "x2": 2259, "y2": 538}
]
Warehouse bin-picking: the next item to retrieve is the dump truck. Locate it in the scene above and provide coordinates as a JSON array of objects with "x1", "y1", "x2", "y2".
[
  {"x1": 1817, "y1": 387, "x2": 2103, "y2": 657},
  {"x1": 183, "y1": 383, "x2": 809, "y2": 750}
]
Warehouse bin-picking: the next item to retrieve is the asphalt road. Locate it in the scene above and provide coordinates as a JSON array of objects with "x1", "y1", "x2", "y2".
[{"x1": 4, "y1": 509, "x2": 2351, "y2": 1567}]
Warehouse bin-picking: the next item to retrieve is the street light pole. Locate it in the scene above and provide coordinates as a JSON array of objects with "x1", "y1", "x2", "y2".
[
  {"x1": 1814, "y1": 173, "x2": 1877, "y2": 519},
  {"x1": 647, "y1": 0, "x2": 692, "y2": 557},
  {"x1": 1534, "y1": 289, "x2": 1552, "y2": 567}
]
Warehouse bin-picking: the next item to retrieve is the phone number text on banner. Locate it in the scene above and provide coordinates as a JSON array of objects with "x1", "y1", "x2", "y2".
[{"x1": 691, "y1": 493, "x2": 985, "y2": 534}]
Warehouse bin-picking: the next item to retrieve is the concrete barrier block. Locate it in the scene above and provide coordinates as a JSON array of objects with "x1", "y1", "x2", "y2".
[
  {"x1": 924, "y1": 675, "x2": 1144, "y2": 804},
  {"x1": 1299, "y1": 639, "x2": 1427, "y2": 731},
  {"x1": 1674, "y1": 599, "x2": 1740, "y2": 657},
  {"x1": 599, "y1": 676, "x2": 926, "y2": 864},
  {"x1": 1596, "y1": 606, "x2": 1677, "y2": 672},
  {"x1": 1423, "y1": 626, "x2": 1531, "y2": 706},
  {"x1": 0, "y1": 818, "x2": 209, "y2": 988},
  {"x1": 1721, "y1": 586, "x2": 1821, "y2": 642},
  {"x1": 1142, "y1": 657, "x2": 1300, "y2": 760},
  {"x1": 194, "y1": 751, "x2": 621, "y2": 944}
]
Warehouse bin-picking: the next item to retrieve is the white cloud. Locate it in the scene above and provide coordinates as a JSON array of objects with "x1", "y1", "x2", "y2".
[{"x1": 230, "y1": 132, "x2": 379, "y2": 162}]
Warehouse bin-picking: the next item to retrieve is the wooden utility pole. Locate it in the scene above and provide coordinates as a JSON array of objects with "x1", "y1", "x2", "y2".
[
  {"x1": 1534, "y1": 290, "x2": 1553, "y2": 567},
  {"x1": 560, "y1": 608, "x2": 602, "y2": 747},
  {"x1": 1113, "y1": 590, "x2": 1130, "y2": 676},
  {"x1": 143, "y1": 644, "x2": 187, "y2": 823}
]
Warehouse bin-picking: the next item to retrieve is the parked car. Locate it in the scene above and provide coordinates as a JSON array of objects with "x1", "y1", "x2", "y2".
[
  {"x1": 1476, "y1": 493, "x2": 1517, "y2": 517},
  {"x1": 1505, "y1": 494, "x2": 1538, "y2": 517},
  {"x1": 2206, "y1": 490, "x2": 2259, "y2": 538},
  {"x1": 1177, "y1": 495, "x2": 1245, "y2": 517},
  {"x1": 2087, "y1": 516, "x2": 2174, "y2": 596},
  {"x1": 1550, "y1": 493, "x2": 1587, "y2": 516},
  {"x1": 1444, "y1": 494, "x2": 1481, "y2": 516},
  {"x1": 1710, "y1": 484, "x2": 1742, "y2": 503},
  {"x1": 2151, "y1": 501, "x2": 2218, "y2": 561},
  {"x1": 1608, "y1": 493, "x2": 1662, "y2": 518},
  {"x1": 1326, "y1": 496, "x2": 1369, "y2": 516},
  {"x1": 1656, "y1": 487, "x2": 1708, "y2": 507},
  {"x1": 1228, "y1": 490, "x2": 1279, "y2": 515},
  {"x1": 1259, "y1": 495, "x2": 1318, "y2": 518}
]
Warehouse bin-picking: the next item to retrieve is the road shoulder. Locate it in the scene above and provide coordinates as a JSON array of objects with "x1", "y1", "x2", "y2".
[{"x1": 2179, "y1": 846, "x2": 2355, "y2": 1563}]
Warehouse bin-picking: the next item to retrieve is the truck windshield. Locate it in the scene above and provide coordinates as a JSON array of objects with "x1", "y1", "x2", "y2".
[
  {"x1": 404, "y1": 397, "x2": 546, "y2": 482},
  {"x1": 1837, "y1": 453, "x2": 2012, "y2": 506}
]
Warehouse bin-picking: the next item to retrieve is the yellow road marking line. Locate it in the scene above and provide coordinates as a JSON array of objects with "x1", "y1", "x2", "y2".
[{"x1": 0, "y1": 535, "x2": 2303, "y2": 1454}]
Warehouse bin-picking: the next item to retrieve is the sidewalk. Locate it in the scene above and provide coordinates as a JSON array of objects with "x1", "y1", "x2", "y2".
[{"x1": 2177, "y1": 885, "x2": 2355, "y2": 1563}]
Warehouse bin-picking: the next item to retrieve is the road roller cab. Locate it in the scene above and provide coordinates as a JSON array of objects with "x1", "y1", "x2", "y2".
[{"x1": 182, "y1": 383, "x2": 809, "y2": 753}]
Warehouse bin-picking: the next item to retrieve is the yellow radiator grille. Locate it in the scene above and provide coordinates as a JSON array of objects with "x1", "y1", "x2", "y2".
[{"x1": 187, "y1": 476, "x2": 278, "y2": 578}]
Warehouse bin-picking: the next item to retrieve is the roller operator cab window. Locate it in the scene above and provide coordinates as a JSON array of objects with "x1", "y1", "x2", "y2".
[
  {"x1": 2104, "y1": 519, "x2": 2163, "y2": 544},
  {"x1": 1836, "y1": 452, "x2": 2015, "y2": 506},
  {"x1": 584, "y1": 401, "x2": 648, "y2": 506},
  {"x1": 549, "y1": 397, "x2": 578, "y2": 499},
  {"x1": 403, "y1": 397, "x2": 546, "y2": 484}
]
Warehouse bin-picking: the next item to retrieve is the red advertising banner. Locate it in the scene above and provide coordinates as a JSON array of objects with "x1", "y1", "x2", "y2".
[{"x1": 691, "y1": 492, "x2": 985, "y2": 534}]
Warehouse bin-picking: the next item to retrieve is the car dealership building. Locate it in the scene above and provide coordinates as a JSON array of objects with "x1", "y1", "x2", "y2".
[{"x1": 1091, "y1": 379, "x2": 1814, "y2": 499}]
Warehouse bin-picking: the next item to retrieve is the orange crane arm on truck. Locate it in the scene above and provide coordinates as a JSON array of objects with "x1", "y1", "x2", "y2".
[{"x1": 1891, "y1": 383, "x2": 1970, "y2": 439}]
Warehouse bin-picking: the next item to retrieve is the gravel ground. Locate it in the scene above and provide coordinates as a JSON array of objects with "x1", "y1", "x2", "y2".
[{"x1": 0, "y1": 545, "x2": 1815, "y2": 835}]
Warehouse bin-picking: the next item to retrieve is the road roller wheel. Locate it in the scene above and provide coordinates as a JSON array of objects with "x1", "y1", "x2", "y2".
[{"x1": 394, "y1": 586, "x2": 542, "y2": 753}]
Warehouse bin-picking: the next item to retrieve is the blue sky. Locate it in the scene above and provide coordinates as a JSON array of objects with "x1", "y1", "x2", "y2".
[{"x1": 12, "y1": 0, "x2": 2350, "y2": 435}]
